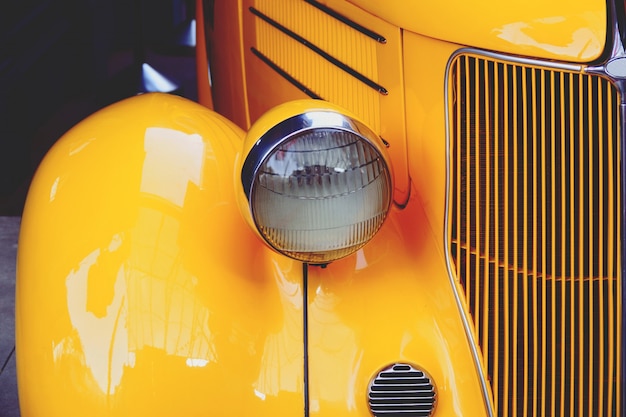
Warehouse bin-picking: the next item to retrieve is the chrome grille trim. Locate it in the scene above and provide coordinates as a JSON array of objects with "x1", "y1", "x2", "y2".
[
  {"x1": 444, "y1": 49, "x2": 623, "y2": 417},
  {"x1": 367, "y1": 363, "x2": 436, "y2": 417}
]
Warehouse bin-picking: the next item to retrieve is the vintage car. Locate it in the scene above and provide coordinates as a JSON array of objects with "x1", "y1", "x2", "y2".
[{"x1": 14, "y1": 0, "x2": 625, "y2": 416}]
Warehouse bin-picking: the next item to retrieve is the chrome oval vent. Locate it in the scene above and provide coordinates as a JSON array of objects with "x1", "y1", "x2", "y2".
[{"x1": 367, "y1": 363, "x2": 436, "y2": 417}]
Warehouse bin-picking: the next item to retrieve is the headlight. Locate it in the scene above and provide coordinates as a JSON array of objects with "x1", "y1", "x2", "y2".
[{"x1": 240, "y1": 101, "x2": 393, "y2": 264}]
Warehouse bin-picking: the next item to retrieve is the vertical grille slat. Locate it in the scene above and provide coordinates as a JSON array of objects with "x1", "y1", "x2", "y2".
[{"x1": 448, "y1": 53, "x2": 622, "y2": 417}]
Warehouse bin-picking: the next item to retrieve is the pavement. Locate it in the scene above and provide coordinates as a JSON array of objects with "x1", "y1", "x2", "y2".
[{"x1": 0, "y1": 216, "x2": 21, "y2": 417}]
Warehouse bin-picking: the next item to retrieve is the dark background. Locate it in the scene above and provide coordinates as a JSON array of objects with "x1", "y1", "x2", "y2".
[{"x1": 0, "y1": 0, "x2": 198, "y2": 215}]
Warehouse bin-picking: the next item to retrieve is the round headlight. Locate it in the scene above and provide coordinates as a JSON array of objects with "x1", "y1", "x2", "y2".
[{"x1": 241, "y1": 107, "x2": 392, "y2": 263}]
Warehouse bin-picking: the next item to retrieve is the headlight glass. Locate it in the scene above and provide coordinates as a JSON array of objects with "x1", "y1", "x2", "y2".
[{"x1": 242, "y1": 111, "x2": 392, "y2": 263}]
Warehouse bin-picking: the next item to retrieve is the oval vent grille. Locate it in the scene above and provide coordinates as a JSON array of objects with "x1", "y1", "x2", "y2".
[{"x1": 367, "y1": 363, "x2": 436, "y2": 417}]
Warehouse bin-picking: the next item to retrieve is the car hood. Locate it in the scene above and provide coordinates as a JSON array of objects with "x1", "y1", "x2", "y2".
[{"x1": 348, "y1": 0, "x2": 607, "y2": 62}]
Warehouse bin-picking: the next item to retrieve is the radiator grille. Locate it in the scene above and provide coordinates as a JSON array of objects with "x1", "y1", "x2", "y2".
[{"x1": 447, "y1": 52, "x2": 622, "y2": 417}]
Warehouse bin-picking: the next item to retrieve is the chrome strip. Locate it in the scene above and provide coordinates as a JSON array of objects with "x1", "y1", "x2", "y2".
[
  {"x1": 444, "y1": 34, "x2": 626, "y2": 414},
  {"x1": 443, "y1": 49, "x2": 495, "y2": 417},
  {"x1": 611, "y1": 0, "x2": 626, "y2": 408},
  {"x1": 611, "y1": 0, "x2": 626, "y2": 410},
  {"x1": 449, "y1": 47, "x2": 583, "y2": 73},
  {"x1": 444, "y1": 46, "x2": 586, "y2": 417},
  {"x1": 241, "y1": 110, "x2": 387, "y2": 198},
  {"x1": 587, "y1": 0, "x2": 626, "y2": 409},
  {"x1": 303, "y1": 263, "x2": 310, "y2": 417}
]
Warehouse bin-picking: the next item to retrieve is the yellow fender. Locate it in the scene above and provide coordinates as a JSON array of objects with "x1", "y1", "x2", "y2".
[
  {"x1": 15, "y1": 93, "x2": 305, "y2": 416},
  {"x1": 16, "y1": 93, "x2": 489, "y2": 416}
]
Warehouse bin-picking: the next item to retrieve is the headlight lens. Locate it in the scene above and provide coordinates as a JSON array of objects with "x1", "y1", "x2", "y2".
[{"x1": 242, "y1": 110, "x2": 392, "y2": 263}]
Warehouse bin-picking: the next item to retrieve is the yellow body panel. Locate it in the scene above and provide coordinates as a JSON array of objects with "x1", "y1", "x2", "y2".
[
  {"x1": 348, "y1": 0, "x2": 607, "y2": 62},
  {"x1": 304, "y1": 196, "x2": 489, "y2": 416},
  {"x1": 16, "y1": 94, "x2": 304, "y2": 416},
  {"x1": 204, "y1": 0, "x2": 250, "y2": 128},
  {"x1": 16, "y1": 93, "x2": 488, "y2": 415},
  {"x1": 17, "y1": 0, "x2": 619, "y2": 415},
  {"x1": 241, "y1": 0, "x2": 410, "y2": 204}
]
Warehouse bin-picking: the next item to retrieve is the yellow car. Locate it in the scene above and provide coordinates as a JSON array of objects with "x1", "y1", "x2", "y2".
[{"x1": 15, "y1": 0, "x2": 623, "y2": 416}]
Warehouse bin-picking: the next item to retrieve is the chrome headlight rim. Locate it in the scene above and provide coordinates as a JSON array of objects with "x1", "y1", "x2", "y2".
[
  {"x1": 241, "y1": 110, "x2": 389, "y2": 198},
  {"x1": 241, "y1": 109, "x2": 393, "y2": 263}
]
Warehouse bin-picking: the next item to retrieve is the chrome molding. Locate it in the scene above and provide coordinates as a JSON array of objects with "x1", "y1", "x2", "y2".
[
  {"x1": 443, "y1": 49, "x2": 495, "y2": 417},
  {"x1": 586, "y1": 1, "x2": 626, "y2": 412},
  {"x1": 367, "y1": 363, "x2": 436, "y2": 416},
  {"x1": 444, "y1": 1, "x2": 626, "y2": 409},
  {"x1": 241, "y1": 110, "x2": 386, "y2": 199},
  {"x1": 450, "y1": 47, "x2": 583, "y2": 72}
]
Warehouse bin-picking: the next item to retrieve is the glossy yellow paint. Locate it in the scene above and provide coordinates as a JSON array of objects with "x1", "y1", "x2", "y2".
[
  {"x1": 241, "y1": 0, "x2": 410, "y2": 204},
  {"x1": 347, "y1": 0, "x2": 606, "y2": 62},
  {"x1": 16, "y1": 91, "x2": 492, "y2": 415},
  {"x1": 304, "y1": 189, "x2": 489, "y2": 416},
  {"x1": 403, "y1": 31, "x2": 460, "y2": 254},
  {"x1": 203, "y1": 0, "x2": 250, "y2": 129},
  {"x1": 21, "y1": 0, "x2": 605, "y2": 413},
  {"x1": 16, "y1": 93, "x2": 306, "y2": 416},
  {"x1": 237, "y1": 98, "x2": 488, "y2": 415}
]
